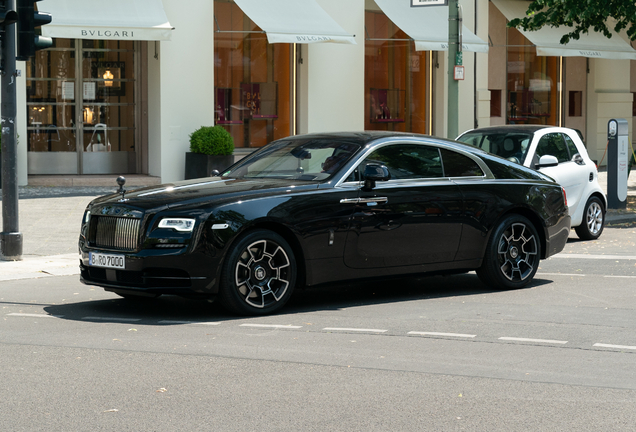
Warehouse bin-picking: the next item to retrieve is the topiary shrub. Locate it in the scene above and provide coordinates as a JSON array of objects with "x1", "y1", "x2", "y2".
[{"x1": 189, "y1": 125, "x2": 234, "y2": 155}]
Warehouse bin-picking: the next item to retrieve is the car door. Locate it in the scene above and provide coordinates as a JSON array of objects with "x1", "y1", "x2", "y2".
[
  {"x1": 529, "y1": 131, "x2": 588, "y2": 213},
  {"x1": 343, "y1": 143, "x2": 464, "y2": 269}
]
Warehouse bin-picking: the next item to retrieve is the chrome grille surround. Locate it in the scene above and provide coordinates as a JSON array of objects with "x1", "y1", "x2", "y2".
[{"x1": 89, "y1": 216, "x2": 141, "y2": 251}]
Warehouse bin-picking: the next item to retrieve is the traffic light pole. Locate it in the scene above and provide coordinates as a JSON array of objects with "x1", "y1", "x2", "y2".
[
  {"x1": 1, "y1": 0, "x2": 22, "y2": 261},
  {"x1": 447, "y1": 0, "x2": 459, "y2": 140}
]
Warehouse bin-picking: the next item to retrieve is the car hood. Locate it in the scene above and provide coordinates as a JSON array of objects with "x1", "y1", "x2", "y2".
[{"x1": 89, "y1": 177, "x2": 321, "y2": 211}]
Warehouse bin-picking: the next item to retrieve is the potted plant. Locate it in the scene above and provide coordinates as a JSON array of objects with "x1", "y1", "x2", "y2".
[{"x1": 185, "y1": 125, "x2": 235, "y2": 180}]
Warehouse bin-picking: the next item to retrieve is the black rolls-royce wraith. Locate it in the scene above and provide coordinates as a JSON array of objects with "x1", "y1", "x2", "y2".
[{"x1": 79, "y1": 132, "x2": 571, "y2": 315}]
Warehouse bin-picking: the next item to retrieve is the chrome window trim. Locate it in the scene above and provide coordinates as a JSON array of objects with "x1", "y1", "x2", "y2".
[{"x1": 334, "y1": 138, "x2": 494, "y2": 189}]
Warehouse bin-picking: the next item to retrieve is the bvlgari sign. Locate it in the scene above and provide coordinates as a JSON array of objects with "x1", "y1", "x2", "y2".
[
  {"x1": 80, "y1": 30, "x2": 136, "y2": 39},
  {"x1": 411, "y1": 0, "x2": 448, "y2": 6}
]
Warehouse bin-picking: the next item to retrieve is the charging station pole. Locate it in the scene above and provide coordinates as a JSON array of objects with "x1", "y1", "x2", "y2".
[{"x1": 607, "y1": 118, "x2": 629, "y2": 209}]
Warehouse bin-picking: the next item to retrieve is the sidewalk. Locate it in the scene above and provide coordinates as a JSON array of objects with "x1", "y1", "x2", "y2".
[{"x1": 1, "y1": 170, "x2": 635, "y2": 281}]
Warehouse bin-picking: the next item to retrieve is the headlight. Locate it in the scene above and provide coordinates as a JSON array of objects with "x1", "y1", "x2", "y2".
[
  {"x1": 158, "y1": 218, "x2": 196, "y2": 232},
  {"x1": 83, "y1": 210, "x2": 91, "y2": 224}
]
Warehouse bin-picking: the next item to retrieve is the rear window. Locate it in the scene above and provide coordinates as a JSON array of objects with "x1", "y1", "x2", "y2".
[{"x1": 457, "y1": 131, "x2": 533, "y2": 165}]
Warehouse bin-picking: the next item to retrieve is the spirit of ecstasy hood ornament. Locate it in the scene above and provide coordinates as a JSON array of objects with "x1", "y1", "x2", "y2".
[{"x1": 116, "y1": 176, "x2": 128, "y2": 201}]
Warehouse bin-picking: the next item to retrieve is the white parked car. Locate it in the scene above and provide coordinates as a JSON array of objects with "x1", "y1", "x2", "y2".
[{"x1": 457, "y1": 125, "x2": 607, "y2": 240}]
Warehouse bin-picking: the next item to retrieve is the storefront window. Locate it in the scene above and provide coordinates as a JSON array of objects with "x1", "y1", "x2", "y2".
[
  {"x1": 26, "y1": 39, "x2": 77, "y2": 152},
  {"x1": 26, "y1": 38, "x2": 139, "y2": 174},
  {"x1": 365, "y1": 10, "x2": 429, "y2": 134},
  {"x1": 214, "y1": 0, "x2": 292, "y2": 148},
  {"x1": 506, "y1": 27, "x2": 560, "y2": 126}
]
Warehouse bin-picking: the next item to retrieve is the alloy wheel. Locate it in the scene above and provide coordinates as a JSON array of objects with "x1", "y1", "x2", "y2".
[
  {"x1": 585, "y1": 200, "x2": 604, "y2": 236},
  {"x1": 496, "y1": 222, "x2": 538, "y2": 282},
  {"x1": 234, "y1": 239, "x2": 291, "y2": 309}
]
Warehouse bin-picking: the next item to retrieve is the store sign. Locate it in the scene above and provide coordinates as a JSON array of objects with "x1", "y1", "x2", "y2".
[
  {"x1": 411, "y1": 0, "x2": 448, "y2": 6},
  {"x1": 80, "y1": 30, "x2": 136, "y2": 39}
]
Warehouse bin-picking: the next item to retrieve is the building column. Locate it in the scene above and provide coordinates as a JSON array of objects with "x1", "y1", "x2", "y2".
[
  {"x1": 300, "y1": 0, "x2": 365, "y2": 134},
  {"x1": 587, "y1": 58, "x2": 632, "y2": 166},
  {"x1": 147, "y1": 0, "x2": 215, "y2": 183}
]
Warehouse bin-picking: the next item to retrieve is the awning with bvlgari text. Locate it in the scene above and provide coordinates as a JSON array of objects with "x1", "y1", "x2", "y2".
[
  {"x1": 373, "y1": 0, "x2": 488, "y2": 52},
  {"x1": 41, "y1": 0, "x2": 174, "y2": 41},
  {"x1": 232, "y1": 0, "x2": 356, "y2": 45},
  {"x1": 492, "y1": 0, "x2": 636, "y2": 60}
]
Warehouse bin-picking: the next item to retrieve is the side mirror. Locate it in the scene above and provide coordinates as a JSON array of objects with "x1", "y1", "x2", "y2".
[
  {"x1": 363, "y1": 164, "x2": 390, "y2": 190},
  {"x1": 209, "y1": 169, "x2": 220, "y2": 177},
  {"x1": 537, "y1": 155, "x2": 559, "y2": 168}
]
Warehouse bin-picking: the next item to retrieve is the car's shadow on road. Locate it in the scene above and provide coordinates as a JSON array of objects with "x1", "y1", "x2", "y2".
[{"x1": 43, "y1": 273, "x2": 555, "y2": 325}]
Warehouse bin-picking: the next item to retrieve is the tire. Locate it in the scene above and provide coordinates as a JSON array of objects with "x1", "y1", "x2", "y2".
[
  {"x1": 574, "y1": 196, "x2": 605, "y2": 240},
  {"x1": 219, "y1": 229, "x2": 296, "y2": 315},
  {"x1": 476, "y1": 214, "x2": 541, "y2": 290}
]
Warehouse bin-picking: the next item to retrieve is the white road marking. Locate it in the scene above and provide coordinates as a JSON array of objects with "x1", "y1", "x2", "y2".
[
  {"x1": 499, "y1": 337, "x2": 568, "y2": 344},
  {"x1": 323, "y1": 327, "x2": 387, "y2": 333},
  {"x1": 240, "y1": 324, "x2": 302, "y2": 329},
  {"x1": 408, "y1": 331, "x2": 476, "y2": 338},
  {"x1": 82, "y1": 316, "x2": 142, "y2": 322},
  {"x1": 7, "y1": 313, "x2": 62, "y2": 318},
  {"x1": 538, "y1": 273, "x2": 586, "y2": 277},
  {"x1": 158, "y1": 320, "x2": 222, "y2": 325},
  {"x1": 594, "y1": 343, "x2": 636, "y2": 350},
  {"x1": 603, "y1": 275, "x2": 636, "y2": 279},
  {"x1": 551, "y1": 254, "x2": 636, "y2": 260}
]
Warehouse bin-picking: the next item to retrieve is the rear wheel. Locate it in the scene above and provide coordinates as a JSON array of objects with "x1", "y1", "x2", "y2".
[
  {"x1": 477, "y1": 214, "x2": 540, "y2": 290},
  {"x1": 574, "y1": 196, "x2": 605, "y2": 240},
  {"x1": 219, "y1": 229, "x2": 296, "y2": 316}
]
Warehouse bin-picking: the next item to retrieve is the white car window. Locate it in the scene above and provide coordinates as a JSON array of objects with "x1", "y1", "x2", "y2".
[
  {"x1": 563, "y1": 134, "x2": 579, "y2": 159},
  {"x1": 536, "y1": 133, "x2": 569, "y2": 163}
]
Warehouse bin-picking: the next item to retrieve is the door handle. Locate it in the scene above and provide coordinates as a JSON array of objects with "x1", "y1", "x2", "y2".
[{"x1": 340, "y1": 197, "x2": 388, "y2": 205}]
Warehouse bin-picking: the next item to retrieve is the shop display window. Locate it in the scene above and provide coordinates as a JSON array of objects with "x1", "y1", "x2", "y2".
[
  {"x1": 365, "y1": 9, "x2": 429, "y2": 134},
  {"x1": 370, "y1": 88, "x2": 404, "y2": 122},
  {"x1": 214, "y1": 0, "x2": 291, "y2": 148},
  {"x1": 506, "y1": 27, "x2": 559, "y2": 125}
]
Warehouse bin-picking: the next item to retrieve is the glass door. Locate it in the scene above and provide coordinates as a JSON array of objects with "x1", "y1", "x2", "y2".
[{"x1": 26, "y1": 39, "x2": 139, "y2": 175}]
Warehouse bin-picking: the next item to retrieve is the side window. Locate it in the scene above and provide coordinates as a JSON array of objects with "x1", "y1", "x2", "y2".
[
  {"x1": 536, "y1": 133, "x2": 569, "y2": 163},
  {"x1": 360, "y1": 144, "x2": 443, "y2": 180},
  {"x1": 440, "y1": 149, "x2": 484, "y2": 177},
  {"x1": 563, "y1": 134, "x2": 579, "y2": 159}
]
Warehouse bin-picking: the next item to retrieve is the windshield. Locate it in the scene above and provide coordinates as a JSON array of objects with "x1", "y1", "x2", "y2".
[
  {"x1": 458, "y1": 131, "x2": 533, "y2": 165},
  {"x1": 222, "y1": 138, "x2": 362, "y2": 181}
]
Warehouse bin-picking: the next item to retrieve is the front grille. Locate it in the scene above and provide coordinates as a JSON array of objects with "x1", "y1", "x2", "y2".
[{"x1": 89, "y1": 216, "x2": 141, "y2": 251}]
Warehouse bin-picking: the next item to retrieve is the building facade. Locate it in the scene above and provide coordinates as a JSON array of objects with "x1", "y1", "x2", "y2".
[{"x1": 11, "y1": 0, "x2": 636, "y2": 186}]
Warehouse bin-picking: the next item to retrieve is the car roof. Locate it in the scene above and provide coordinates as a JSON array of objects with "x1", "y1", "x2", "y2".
[
  {"x1": 461, "y1": 125, "x2": 574, "y2": 135},
  {"x1": 282, "y1": 131, "x2": 484, "y2": 154}
]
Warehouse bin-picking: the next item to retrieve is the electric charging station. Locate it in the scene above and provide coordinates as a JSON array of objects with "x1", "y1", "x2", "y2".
[{"x1": 607, "y1": 118, "x2": 629, "y2": 209}]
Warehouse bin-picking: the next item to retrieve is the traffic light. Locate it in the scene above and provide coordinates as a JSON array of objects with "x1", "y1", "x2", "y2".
[
  {"x1": 16, "y1": 0, "x2": 51, "y2": 61},
  {"x1": 0, "y1": 1, "x2": 18, "y2": 27}
]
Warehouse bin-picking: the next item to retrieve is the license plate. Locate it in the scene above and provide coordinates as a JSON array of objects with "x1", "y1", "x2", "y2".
[{"x1": 89, "y1": 252, "x2": 125, "y2": 269}]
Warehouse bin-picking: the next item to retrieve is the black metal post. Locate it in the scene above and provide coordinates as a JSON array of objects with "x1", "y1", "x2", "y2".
[
  {"x1": 447, "y1": 0, "x2": 459, "y2": 140},
  {"x1": 1, "y1": 0, "x2": 22, "y2": 261}
]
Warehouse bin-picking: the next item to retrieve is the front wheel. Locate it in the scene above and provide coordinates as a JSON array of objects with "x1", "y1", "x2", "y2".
[
  {"x1": 574, "y1": 196, "x2": 605, "y2": 240},
  {"x1": 219, "y1": 229, "x2": 296, "y2": 315},
  {"x1": 477, "y1": 214, "x2": 541, "y2": 290}
]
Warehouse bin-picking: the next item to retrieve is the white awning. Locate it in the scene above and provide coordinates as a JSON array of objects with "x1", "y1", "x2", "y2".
[
  {"x1": 41, "y1": 0, "x2": 173, "y2": 41},
  {"x1": 233, "y1": 0, "x2": 356, "y2": 45},
  {"x1": 373, "y1": 0, "x2": 488, "y2": 53},
  {"x1": 492, "y1": 0, "x2": 636, "y2": 60}
]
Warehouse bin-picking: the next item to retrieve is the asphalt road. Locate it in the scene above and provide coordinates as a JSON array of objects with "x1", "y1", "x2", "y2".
[{"x1": 2, "y1": 225, "x2": 636, "y2": 431}]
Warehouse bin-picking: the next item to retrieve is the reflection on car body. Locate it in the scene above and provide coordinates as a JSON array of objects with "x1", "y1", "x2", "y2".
[
  {"x1": 79, "y1": 132, "x2": 570, "y2": 315},
  {"x1": 457, "y1": 125, "x2": 607, "y2": 240}
]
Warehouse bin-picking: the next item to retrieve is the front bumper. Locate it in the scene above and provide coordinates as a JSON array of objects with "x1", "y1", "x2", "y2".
[{"x1": 79, "y1": 249, "x2": 220, "y2": 296}]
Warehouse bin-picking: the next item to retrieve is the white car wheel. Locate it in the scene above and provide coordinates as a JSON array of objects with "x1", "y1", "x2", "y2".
[{"x1": 574, "y1": 196, "x2": 605, "y2": 240}]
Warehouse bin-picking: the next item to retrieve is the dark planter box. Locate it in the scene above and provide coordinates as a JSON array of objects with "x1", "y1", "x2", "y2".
[{"x1": 185, "y1": 153, "x2": 234, "y2": 180}]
